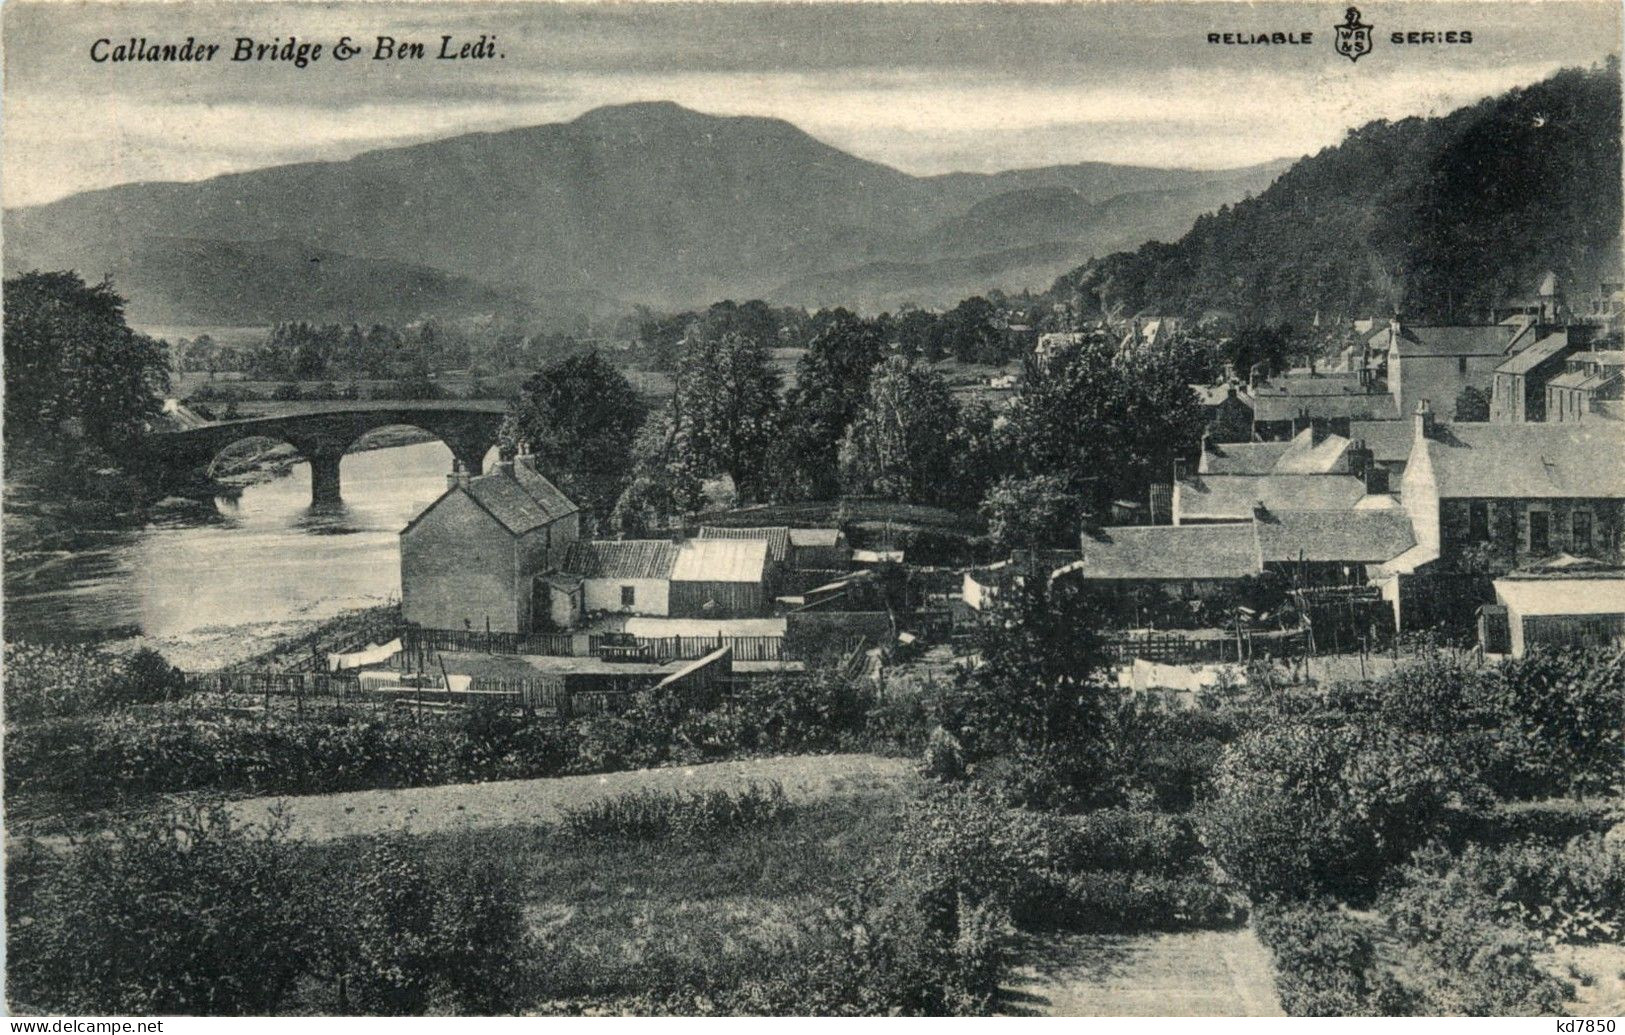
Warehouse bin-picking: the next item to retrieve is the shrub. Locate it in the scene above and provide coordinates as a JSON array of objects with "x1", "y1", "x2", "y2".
[
  {"x1": 1478, "y1": 648, "x2": 1624, "y2": 799},
  {"x1": 1253, "y1": 902, "x2": 1413, "y2": 1016},
  {"x1": 1383, "y1": 851, "x2": 1572, "y2": 1015},
  {"x1": 272, "y1": 382, "x2": 302, "y2": 401},
  {"x1": 1201, "y1": 720, "x2": 1489, "y2": 903},
  {"x1": 6, "y1": 805, "x2": 310, "y2": 1014},
  {"x1": 1396, "y1": 836, "x2": 1625, "y2": 946},
  {"x1": 3, "y1": 643, "x2": 186, "y2": 721},
  {"x1": 896, "y1": 791, "x2": 1238, "y2": 934},
  {"x1": 559, "y1": 782, "x2": 790, "y2": 841},
  {"x1": 327, "y1": 835, "x2": 531, "y2": 1015}
]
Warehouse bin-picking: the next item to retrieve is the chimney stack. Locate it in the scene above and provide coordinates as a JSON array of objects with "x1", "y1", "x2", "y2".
[
  {"x1": 1311, "y1": 418, "x2": 1329, "y2": 447},
  {"x1": 494, "y1": 456, "x2": 515, "y2": 478},
  {"x1": 1413, "y1": 399, "x2": 1436, "y2": 442},
  {"x1": 447, "y1": 461, "x2": 472, "y2": 491}
]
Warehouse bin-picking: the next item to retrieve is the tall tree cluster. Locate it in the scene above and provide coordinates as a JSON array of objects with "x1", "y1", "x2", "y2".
[{"x1": 3, "y1": 271, "x2": 169, "y2": 453}]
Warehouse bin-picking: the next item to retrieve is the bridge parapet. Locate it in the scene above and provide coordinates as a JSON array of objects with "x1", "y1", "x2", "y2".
[{"x1": 149, "y1": 401, "x2": 508, "y2": 505}]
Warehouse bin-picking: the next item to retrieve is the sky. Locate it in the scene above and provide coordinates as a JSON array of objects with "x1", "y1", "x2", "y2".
[{"x1": 3, "y1": 0, "x2": 1620, "y2": 208}]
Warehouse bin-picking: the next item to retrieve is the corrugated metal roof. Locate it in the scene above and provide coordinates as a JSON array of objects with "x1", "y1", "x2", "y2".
[
  {"x1": 787, "y1": 528, "x2": 843, "y2": 547},
  {"x1": 672, "y1": 539, "x2": 769, "y2": 583},
  {"x1": 1075, "y1": 524, "x2": 1262, "y2": 580},
  {"x1": 1425, "y1": 423, "x2": 1625, "y2": 499},
  {"x1": 561, "y1": 540, "x2": 678, "y2": 579},
  {"x1": 698, "y1": 525, "x2": 789, "y2": 563},
  {"x1": 1495, "y1": 576, "x2": 1625, "y2": 617}
]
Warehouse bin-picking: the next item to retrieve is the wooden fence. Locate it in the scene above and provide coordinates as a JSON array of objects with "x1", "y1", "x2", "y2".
[
  {"x1": 183, "y1": 669, "x2": 633, "y2": 720},
  {"x1": 402, "y1": 627, "x2": 577, "y2": 657},
  {"x1": 401, "y1": 626, "x2": 784, "y2": 662},
  {"x1": 1102, "y1": 627, "x2": 1307, "y2": 665}
]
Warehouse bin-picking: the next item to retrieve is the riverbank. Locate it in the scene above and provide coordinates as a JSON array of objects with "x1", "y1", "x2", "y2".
[{"x1": 87, "y1": 601, "x2": 403, "y2": 673}]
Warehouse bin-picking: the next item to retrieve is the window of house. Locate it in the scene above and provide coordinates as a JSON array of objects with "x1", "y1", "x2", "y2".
[
  {"x1": 1528, "y1": 509, "x2": 1550, "y2": 556},
  {"x1": 1468, "y1": 501, "x2": 1490, "y2": 542},
  {"x1": 1573, "y1": 510, "x2": 1594, "y2": 553},
  {"x1": 620, "y1": 585, "x2": 636, "y2": 607},
  {"x1": 1458, "y1": 355, "x2": 1468, "y2": 374}
]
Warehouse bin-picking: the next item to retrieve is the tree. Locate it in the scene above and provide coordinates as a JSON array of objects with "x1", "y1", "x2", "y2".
[
  {"x1": 505, "y1": 352, "x2": 644, "y2": 523},
  {"x1": 1003, "y1": 334, "x2": 1206, "y2": 511},
  {"x1": 1454, "y1": 385, "x2": 1490, "y2": 422},
  {"x1": 928, "y1": 578, "x2": 1120, "y2": 808},
  {"x1": 840, "y1": 358, "x2": 961, "y2": 504},
  {"x1": 609, "y1": 407, "x2": 706, "y2": 535},
  {"x1": 3, "y1": 271, "x2": 168, "y2": 452},
  {"x1": 671, "y1": 330, "x2": 781, "y2": 502},
  {"x1": 778, "y1": 310, "x2": 887, "y2": 497},
  {"x1": 981, "y1": 474, "x2": 1082, "y2": 554}
]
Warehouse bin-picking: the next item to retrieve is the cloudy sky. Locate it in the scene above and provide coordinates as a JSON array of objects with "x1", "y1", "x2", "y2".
[{"x1": 3, "y1": 0, "x2": 1619, "y2": 207}]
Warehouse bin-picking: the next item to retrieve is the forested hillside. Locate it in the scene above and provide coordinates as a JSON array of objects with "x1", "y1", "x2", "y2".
[{"x1": 1056, "y1": 60, "x2": 1623, "y2": 326}]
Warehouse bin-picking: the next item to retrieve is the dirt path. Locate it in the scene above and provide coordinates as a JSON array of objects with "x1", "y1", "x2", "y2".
[
  {"x1": 1003, "y1": 928, "x2": 1284, "y2": 1017},
  {"x1": 223, "y1": 753, "x2": 915, "y2": 843}
]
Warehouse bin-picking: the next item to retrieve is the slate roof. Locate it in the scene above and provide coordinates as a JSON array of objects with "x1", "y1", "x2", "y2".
[
  {"x1": 672, "y1": 539, "x2": 769, "y2": 583},
  {"x1": 403, "y1": 458, "x2": 579, "y2": 538},
  {"x1": 1495, "y1": 332, "x2": 1571, "y2": 376},
  {"x1": 1275, "y1": 429, "x2": 1351, "y2": 474},
  {"x1": 698, "y1": 525, "x2": 789, "y2": 563},
  {"x1": 1175, "y1": 475, "x2": 1371, "y2": 522},
  {"x1": 1347, "y1": 420, "x2": 1416, "y2": 463},
  {"x1": 561, "y1": 540, "x2": 679, "y2": 579},
  {"x1": 1394, "y1": 325, "x2": 1519, "y2": 358},
  {"x1": 1255, "y1": 510, "x2": 1415, "y2": 564},
  {"x1": 1200, "y1": 428, "x2": 1351, "y2": 475},
  {"x1": 1251, "y1": 380, "x2": 1400, "y2": 422},
  {"x1": 1200, "y1": 441, "x2": 1292, "y2": 475},
  {"x1": 1421, "y1": 423, "x2": 1625, "y2": 499},
  {"x1": 1074, "y1": 524, "x2": 1262, "y2": 580},
  {"x1": 511, "y1": 458, "x2": 579, "y2": 519}
]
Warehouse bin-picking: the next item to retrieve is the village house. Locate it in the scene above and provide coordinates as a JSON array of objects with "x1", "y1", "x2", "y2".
[
  {"x1": 1199, "y1": 425, "x2": 1353, "y2": 476},
  {"x1": 1066, "y1": 523, "x2": 1263, "y2": 601},
  {"x1": 399, "y1": 456, "x2": 580, "y2": 634},
  {"x1": 1248, "y1": 369, "x2": 1399, "y2": 440},
  {"x1": 1489, "y1": 329, "x2": 1582, "y2": 423},
  {"x1": 1191, "y1": 379, "x2": 1254, "y2": 444},
  {"x1": 1394, "y1": 402, "x2": 1625, "y2": 576},
  {"x1": 1386, "y1": 321, "x2": 1539, "y2": 422},
  {"x1": 1546, "y1": 349, "x2": 1624, "y2": 423}
]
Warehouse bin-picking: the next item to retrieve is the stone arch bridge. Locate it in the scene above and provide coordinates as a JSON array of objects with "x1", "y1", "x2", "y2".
[{"x1": 148, "y1": 400, "x2": 508, "y2": 505}]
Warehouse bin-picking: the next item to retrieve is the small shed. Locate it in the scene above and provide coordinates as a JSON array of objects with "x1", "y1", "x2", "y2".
[
  {"x1": 669, "y1": 539, "x2": 770, "y2": 618},
  {"x1": 1492, "y1": 561, "x2": 1625, "y2": 657}
]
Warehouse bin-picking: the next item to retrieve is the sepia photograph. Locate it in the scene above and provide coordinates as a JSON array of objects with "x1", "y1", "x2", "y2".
[{"x1": 1, "y1": 0, "x2": 1622, "y2": 1021}]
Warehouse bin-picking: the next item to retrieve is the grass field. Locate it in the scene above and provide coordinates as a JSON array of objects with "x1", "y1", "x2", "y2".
[
  {"x1": 222, "y1": 754, "x2": 915, "y2": 844},
  {"x1": 293, "y1": 773, "x2": 916, "y2": 1012},
  {"x1": 1003, "y1": 929, "x2": 1284, "y2": 1017}
]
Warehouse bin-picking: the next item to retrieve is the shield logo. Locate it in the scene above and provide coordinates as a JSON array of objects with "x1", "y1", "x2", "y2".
[{"x1": 1334, "y1": 6, "x2": 1373, "y2": 63}]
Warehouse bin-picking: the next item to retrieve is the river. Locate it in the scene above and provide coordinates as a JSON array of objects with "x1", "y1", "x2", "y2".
[{"x1": 4, "y1": 441, "x2": 475, "y2": 645}]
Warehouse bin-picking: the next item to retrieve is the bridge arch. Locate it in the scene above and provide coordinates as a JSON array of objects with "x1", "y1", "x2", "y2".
[
  {"x1": 204, "y1": 434, "x2": 301, "y2": 480},
  {"x1": 154, "y1": 403, "x2": 508, "y2": 507}
]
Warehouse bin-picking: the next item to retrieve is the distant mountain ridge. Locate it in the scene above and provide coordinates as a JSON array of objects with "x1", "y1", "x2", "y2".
[
  {"x1": 1054, "y1": 61, "x2": 1624, "y2": 327},
  {"x1": 4, "y1": 101, "x2": 1286, "y2": 325}
]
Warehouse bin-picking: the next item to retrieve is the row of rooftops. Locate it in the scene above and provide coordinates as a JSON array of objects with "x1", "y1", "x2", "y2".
[{"x1": 1065, "y1": 509, "x2": 1419, "y2": 582}]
